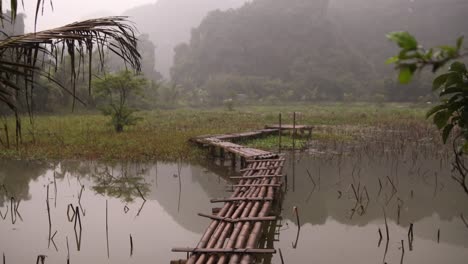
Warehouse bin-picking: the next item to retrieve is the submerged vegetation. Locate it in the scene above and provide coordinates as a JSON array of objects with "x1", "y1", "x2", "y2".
[{"x1": 0, "y1": 103, "x2": 432, "y2": 161}]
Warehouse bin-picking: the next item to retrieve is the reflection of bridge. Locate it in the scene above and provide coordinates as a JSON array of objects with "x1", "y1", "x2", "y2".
[
  {"x1": 172, "y1": 128, "x2": 289, "y2": 264},
  {"x1": 186, "y1": 152, "x2": 468, "y2": 251}
]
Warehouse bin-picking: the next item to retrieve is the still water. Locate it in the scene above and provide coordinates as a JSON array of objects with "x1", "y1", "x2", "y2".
[{"x1": 0, "y1": 150, "x2": 467, "y2": 263}]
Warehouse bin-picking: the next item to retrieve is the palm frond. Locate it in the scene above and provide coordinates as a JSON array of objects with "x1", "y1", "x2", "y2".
[{"x1": 0, "y1": 16, "x2": 142, "y2": 147}]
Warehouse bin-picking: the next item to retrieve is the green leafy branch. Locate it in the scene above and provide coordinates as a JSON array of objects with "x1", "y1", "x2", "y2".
[{"x1": 387, "y1": 31, "x2": 468, "y2": 195}]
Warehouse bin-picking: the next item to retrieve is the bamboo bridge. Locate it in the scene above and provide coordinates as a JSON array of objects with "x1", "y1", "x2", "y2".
[{"x1": 171, "y1": 124, "x2": 312, "y2": 264}]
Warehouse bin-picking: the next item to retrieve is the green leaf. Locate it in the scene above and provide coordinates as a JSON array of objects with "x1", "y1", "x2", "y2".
[
  {"x1": 433, "y1": 73, "x2": 450, "y2": 90},
  {"x1": 426, "y1": 104, "x2": 447, "y2": 118},
  {"x1": 449, "y1": 61, "x2": 467, "y2": 74},
  {"x1": 442, "y1": 123, "x2": 454, "y2": 143},
  {"x1": 440, "y1": 87, "x2": 463, "y2": 97},
  {"x1": 387, "y1": 31, "x2": 418, "y2": 50},
  {"x1": 385, "y1": 56, "x2": 399, "y2": 65},
  {"x1": 439, "y1": 45, "x2": 457, "y2": 56},
  {"x1": 445, "y1": 72, "x2": 464, "y2": 88},
  {"x1": 457, "y1": 36, "x2": 464, "y2": 51},
  {"x1": 433, "y1": 110, "x2": 451, "y2": 129},
  {"x1": 398, "y1": 66, "x2": 414, "y2": 84}
]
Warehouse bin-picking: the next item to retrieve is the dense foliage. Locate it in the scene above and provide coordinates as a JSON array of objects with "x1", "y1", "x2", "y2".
[
  {"x1": 167, "y1": 0, "x2": 467, "y2": 105},
  {"x1": 387, "y1": 31, "x2": 468, "y2": 194},
  {"x1": 93, "y1": 71, "x2": 147, "y2": 132}
]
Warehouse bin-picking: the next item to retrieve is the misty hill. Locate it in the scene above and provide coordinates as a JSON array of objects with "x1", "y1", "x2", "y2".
[
  {"x1": 123, "y1": 0, "x2": 247, "y2": 77},
  {"x1": 169, "y1": 0, "x2": 468, "y2": 103}
]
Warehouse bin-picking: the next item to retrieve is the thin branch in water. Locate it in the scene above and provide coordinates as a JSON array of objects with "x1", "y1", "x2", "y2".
[
  {"x1": 10, "y1": 197, "x2": 16, "y2": 224},
  {"x1": 106, "y1": 200, "x2": 109, "y2": 258},
  {"x1": 0, "y1": 205, "x2": 7, "y2": 220},
  {"x1": 306, "y1": 169, "x2": 316, "y2": 188},
  {"x1": 46, "y1": 185, "x2": 52, "y2": 248},
  {"x1": 351, "y1": 184, "x2": 359, "y2": 202},
  {"x1": 397, "y1": 204, "x2": 401, "y2": 225},
  {"x1": 36, "y1": 255, "x2": 46, "y2": 264},
  {"x1": 78, "y1": 185, "x2": 85, "y2": 216},
  {"x1": 66, "y1": 236, "x2": 70, "y2": 263},
  {"x1": 129, "y1": 234, "x2": 134, "y2": 257},
  {"x1": 278, "y1": 248, "x2": 285, "y2": 264},
  {"x1": 383, "y1": 208, "x2": 390, "y2": 241},
  {"x1": 74, "y1": 206, "x2": 82, "y2": 251},
  {"x1": 50, "y1": 231, "x2": 58, "y2": 252},
  {"x1": 408, "y1": 223, "x2": 414, "y2": 251},
  {"x1": 461, "y1": 214, "x2": 468, "y2": 229},
  {"x1": 378, "y1": 178, "x2": 383, "y2": 196},
  {"x1": 136, "y1": 200, "x2": 146, "y2": 217},
  {"x1": 136, "y1": 186, "x2": 146, "y2": 202},
  {"x1": 378, "y1": 228, "x2": 383, "y2": 247},
  {"x1": 53, "y1": 171, "x2": 57, "y2": 208},
  {"x1": 386, "y1": 175, "x2": 398, "y2": 193},
  {"x1": 400, "y1": 240, "x2": 405, "y2": 264},
  {"x1": 292, "y1": 206, "x2": 301, "y2": 248}
]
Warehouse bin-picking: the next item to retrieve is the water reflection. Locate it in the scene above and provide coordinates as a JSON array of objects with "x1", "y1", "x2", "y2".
[
  {"x1": 273, "y1": 151, "x2": 468, "y2": 264},
  {"x1": 0, "y1": 149, "x2": 467, "y2": 263}
]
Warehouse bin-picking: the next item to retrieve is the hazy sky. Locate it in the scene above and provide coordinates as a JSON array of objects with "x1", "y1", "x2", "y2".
[{"x1": 18, "y1": 0, "x2": 157, "y2": 31}]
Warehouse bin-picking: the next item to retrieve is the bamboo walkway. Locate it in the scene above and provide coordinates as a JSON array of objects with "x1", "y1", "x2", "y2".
[{"x1": 171, "y1": 127, "x2": 293, "y2": 264}]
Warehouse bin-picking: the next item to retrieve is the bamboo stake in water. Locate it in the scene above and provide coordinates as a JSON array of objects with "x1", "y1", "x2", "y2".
[
  {"x1": 130, "y1": 234, "x2": 134, "y2": 257},
  {"x1": 66, "y1": 236, "x2": 70, "y2": 264},
  {"x1": 46, "y1": 185, "x2": 52, "y2": 248},
  {"x1": 106, "y1": 200, "x2": 109, "y2": 258},
  {"x1": 408, "y1": 223, "x2": 414, "y2": 251},
  {"x1": 278, "y1": 248, "x2": 285, "y2": 264},
  {"x1": 292, "y1": 206, "x2": 301, "y2": 248},
  {"x1": 278, "y1": 113, "x2": 282, "y2": 153},
  {"x1": 293, "y1": 112, "x2": 296, "y2": 151},
  {"x1": 378, "y1": 228, "x2": 383, "y2": 247},
  {"x1": 400, "y1": 240, "x2": 405, "y2": 264}
]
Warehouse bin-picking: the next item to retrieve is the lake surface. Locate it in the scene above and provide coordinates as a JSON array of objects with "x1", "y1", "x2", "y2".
[{"x1": 0, "y1": 148, "x2": 467, "y2": 263}]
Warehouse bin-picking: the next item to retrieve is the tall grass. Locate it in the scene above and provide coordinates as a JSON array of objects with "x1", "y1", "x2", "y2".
[{"x1": 0, "y1": 103, "x2": 431, "y2": 161}]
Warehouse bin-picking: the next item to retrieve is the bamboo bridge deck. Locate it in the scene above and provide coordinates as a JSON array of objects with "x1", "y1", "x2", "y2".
[{"x1": 171, "y1": 126, "x2": 300, "y2": 264}]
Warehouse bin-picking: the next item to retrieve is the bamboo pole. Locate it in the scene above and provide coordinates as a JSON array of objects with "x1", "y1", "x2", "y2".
[
  {"x1": 228, "y1": 160, "x2": 282, "y2": 263},
  {"x1": 198, "y1": 161, "x2": 271, "y2": 264},
  {"x1": 187, "y1": 162, "x2": 264, "y2": 264},
  {"x1": 278, "y1": 113, "x2": 282, "y2": 153},
  {"x1": 240, "y1": 161, "x2": 283, "y2": 263},
  {"x1": 213, "y1": 162, "x2": 275, "y2": 264}
]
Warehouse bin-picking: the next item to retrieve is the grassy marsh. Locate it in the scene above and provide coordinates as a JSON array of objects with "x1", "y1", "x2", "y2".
[{"x1": 0, "y1": 103, "x2": 433, "y2": 161}]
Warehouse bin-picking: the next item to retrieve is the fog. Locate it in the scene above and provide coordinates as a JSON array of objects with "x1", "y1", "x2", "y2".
[{"x1": 4, "y1": 0, "x2": 468, "y2": 107}]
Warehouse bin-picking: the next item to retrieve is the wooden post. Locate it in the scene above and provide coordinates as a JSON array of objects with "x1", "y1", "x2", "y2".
[
  {"x1": 210, "y1": 146, "x2": 216, "y2": 158},
  {"x1": 220, "y1": 148, "x2": 225, "y2": 163},
  {"x1": 293, "y1": 112, "x2": 296, "y2": 151},
  {"x1": 231, "y1": 153, "x2": 236, "y2": 168},
  {"x1": 278, "y1": 113, "x2": 282, "y2": 153}
]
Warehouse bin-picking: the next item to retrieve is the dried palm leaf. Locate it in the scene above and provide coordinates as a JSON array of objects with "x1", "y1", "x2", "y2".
[{"x1": 0, "y1": 16, "x2": 142, "y2": 147}]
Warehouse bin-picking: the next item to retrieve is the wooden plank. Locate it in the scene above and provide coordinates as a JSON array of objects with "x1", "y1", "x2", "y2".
[
  {"x1": 240, "y1": 165, "x2": 282, "y2": 172},
  {"x1": 228, "y1": 183, "x2": 282, "y2": 188},
  {"x1": 230, "y1": 175, "x2": 284, "y2": 180},
  {"x1": 198, "y1": 213, "x2": 277, "y2": 223},
  {"x1": 172, "y1": 248, "x2": 276, "y2": 254},
  {"x1": 246, "y1": 158, "x2": 285, "y2": 163},
  {"x1": 210, "y1": 197, "x2": 274, "y2": 203},
  {"x1": 265, "y1": 124, "x2": 313, "y2": 130}
]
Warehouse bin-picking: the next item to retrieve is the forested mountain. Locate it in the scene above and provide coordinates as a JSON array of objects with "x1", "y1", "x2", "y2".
[
  {"x1": 170, "y1": 0, "x2": 468, "y2": 104},
  {"x1": 123, "y1": 0, "x2": 247, "y2": 77}
]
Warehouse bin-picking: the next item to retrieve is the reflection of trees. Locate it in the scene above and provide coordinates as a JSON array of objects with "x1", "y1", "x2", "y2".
[
  {"x1": 0, "y1": 160, "x2": 50, "y2": 206},
  {"x1": 91, "y1": 164, "x2": 150, "y2": 203}
]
